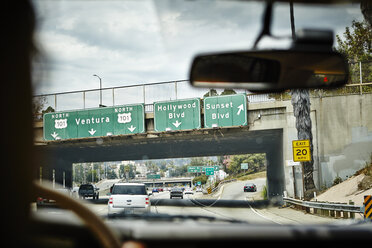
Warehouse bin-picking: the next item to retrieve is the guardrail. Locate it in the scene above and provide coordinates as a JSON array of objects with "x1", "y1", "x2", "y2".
[
  {"x1": 210, "y1": 179, "x2": 237, "y2": 194},
  {"x1": 283, "y1": 197, "x2": 364, "y2": 219}
]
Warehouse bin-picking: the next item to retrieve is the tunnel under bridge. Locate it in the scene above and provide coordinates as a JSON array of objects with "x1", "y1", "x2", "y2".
[{"x1": 36, "y1": 127, "x2": 284, "y2": 199}]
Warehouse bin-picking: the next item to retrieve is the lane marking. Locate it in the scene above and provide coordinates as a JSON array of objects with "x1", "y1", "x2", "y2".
[{"x1": 245, "y1": 200, "x2": 282, "y2": 225}]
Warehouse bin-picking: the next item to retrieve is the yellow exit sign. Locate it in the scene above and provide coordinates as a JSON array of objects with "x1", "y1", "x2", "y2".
[{"x1": 292, "y1": 139, "x2": 311, "y2": 162}]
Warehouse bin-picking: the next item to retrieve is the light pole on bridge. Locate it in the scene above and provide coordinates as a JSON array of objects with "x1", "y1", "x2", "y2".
[{"x1": 93, "y1": 74, "x2": 105, "y2": 107}]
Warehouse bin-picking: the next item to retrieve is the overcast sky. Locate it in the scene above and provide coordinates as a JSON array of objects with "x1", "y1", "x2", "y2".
[{"x1": 32, "y1": 0, "x2": 363, "y2": 110}]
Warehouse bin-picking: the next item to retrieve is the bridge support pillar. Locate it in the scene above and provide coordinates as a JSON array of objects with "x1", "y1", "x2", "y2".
[
  {"x1": 266, "y1": 138, "x2": 285, "y2": 202},
  {"x1": 38, "y1": 158, "x2": 73, "y2": 189}
]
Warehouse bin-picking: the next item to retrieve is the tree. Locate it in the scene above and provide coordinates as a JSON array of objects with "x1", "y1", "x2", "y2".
[
  {"x1": 220, "y1": 89, "x2": 236, "y2": 95},
  {"x1": 291, "y1": 89, "x2": 316, "y2": 200},
  {"x1": 203, "y1": 89, "x2": 218, "y2": 98},
  {"x1": 192, "y1": 174, "x2": 208, "y2": 185},
  {"x1": 336, "y1": 20, "x2": 372, "y2": 84},
  {"x1": 73, "y1": 164, "x2": 84, "y2": 185},
  {"x1": 189, "y1": 157, "x2": 207, "y2": 166},
  {"x1": 225, "y1": 154, "x2": 266, "y2": 175},
  {"x1": 32, "y1": 96, "x2": 55, "y2": 120},
  {"x1": 145, "y1": 161, "x2": 158, "y2": 174},
  {"x1": 288, "y1": 4, "x2": 316, "y2": 200},
  {"x1": 42, "y1": 106, "x2": 55, "y2": 115},
  {"x1": 361, "y1": 0, "x2": 372, "y2": 26},
  {"x1": 173, "y1": 164, "x2": 188, "y2": 177}
]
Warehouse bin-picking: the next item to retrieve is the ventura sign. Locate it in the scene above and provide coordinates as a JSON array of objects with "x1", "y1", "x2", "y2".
[{"x1": 43, "y1": 104, "x2": 145, "y2": 140}]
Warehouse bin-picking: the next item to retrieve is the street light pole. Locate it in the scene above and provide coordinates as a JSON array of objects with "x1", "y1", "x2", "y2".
[{"x1": 93, "y1": 74, "x2": 103, "y2": 107}]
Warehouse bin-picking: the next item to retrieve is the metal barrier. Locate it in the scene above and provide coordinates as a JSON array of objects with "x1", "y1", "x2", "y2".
[
  {"x1": 283, "y1": 197, "x2": 364, "y2": 219},
  {"x1": 210, "y1": 179, "x2": 237, "y2": 194},
  {"x1": 33, "y1": 79, "x2": 372, "y2": 119},
  {"x1": 32, "y1": 79, "x2": 274, "y2": 119}
]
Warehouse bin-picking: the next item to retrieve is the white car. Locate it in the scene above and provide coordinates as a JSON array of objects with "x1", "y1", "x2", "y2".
[
  {"x1": 184, "y1": 188, "x2": 194, "y2": 194},
  {"x1": 108, "y1": 183, "x2": 151, "y2": 215},
  {"x1": 195, "y1": 187, "x2": 203, "y2": 193}
]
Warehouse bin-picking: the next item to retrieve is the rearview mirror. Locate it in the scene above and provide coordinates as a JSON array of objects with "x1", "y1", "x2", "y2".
[{"x1": 189, "y1": 50, "x2": 348, "y2": 92}]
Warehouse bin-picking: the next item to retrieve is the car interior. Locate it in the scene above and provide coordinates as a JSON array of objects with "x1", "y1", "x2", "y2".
[{"x1": 2, "y1": 0, "x2": 372, "y2": 247}]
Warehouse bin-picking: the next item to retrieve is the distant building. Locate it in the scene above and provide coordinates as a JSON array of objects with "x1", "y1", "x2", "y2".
[{"x1": 215, "y1": 170, "x2": 227, "y2": 181}]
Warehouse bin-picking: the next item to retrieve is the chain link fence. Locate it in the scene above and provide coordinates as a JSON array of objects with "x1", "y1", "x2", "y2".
[{"x1": 33, "y1": 61, "x2": 372, "y2": 120}]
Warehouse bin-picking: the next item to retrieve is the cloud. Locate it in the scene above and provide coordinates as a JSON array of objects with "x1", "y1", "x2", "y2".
[{"x1": 33, "y1": 0, "x2": 363, "y2": 100}]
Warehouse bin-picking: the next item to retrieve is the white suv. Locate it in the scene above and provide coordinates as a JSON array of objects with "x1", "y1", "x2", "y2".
[{"x1": 108, "y1": 183, "x2": 150, "y2": 215}]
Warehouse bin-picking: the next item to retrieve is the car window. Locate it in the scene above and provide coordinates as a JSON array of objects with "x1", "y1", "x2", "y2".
[
  {"x1": 112, "y1": 185, "x2": 147, "y2": 195},
  {"x1": 79, "y1": 185, "x2": 93, "y2": 190}
]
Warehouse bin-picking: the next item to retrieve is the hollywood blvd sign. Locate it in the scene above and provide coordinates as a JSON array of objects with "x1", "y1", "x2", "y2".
[
  {"x1": 43, "y1": 104, "x2": 145, "y2": 140},
  {"x1": 154, "y1": 98, "x2": 201, "y2": 132}
]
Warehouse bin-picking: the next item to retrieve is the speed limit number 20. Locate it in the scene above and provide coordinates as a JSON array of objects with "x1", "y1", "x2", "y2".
[{"x1": 292, "y1": 140, "x2": 311, "y2": 162}]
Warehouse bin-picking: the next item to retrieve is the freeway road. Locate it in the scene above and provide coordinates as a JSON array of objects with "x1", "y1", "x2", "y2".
[
  {"x1": 85, "y1": 178, "x2": 269, "y2": 222},
  {"x1": 151, "y1": 177, "x2": 274, "y2": 223},
  {"x1": 35, "y1": 177, "x2": 341, "y2": 225},
  {"x1": 84, "y1": 178, "x2": 340, "y2": 224}
]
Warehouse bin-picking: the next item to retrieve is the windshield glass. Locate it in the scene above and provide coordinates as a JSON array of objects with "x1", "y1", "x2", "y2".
[
  {"x1": 32, "y1": 0, "x2": 371, "y2": 233},
  {"x1": 79, "y1": 185, "x2": 93, "y2": 190},
  {"x1": 112, "y1": 185, "x2": 147, "y2": 195}
]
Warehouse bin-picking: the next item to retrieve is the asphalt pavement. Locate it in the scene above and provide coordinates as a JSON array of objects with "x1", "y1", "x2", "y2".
[{"x1": 85, "y1": 178, "x2": 342, "y2": 224}]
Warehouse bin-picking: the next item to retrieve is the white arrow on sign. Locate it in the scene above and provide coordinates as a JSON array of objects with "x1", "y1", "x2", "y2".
[
  {"x1": 237, "y1": 104, "x2": 244, "y2": 115},
  {"x1": 88, "y1": 128, "x2": 97, "y2": 135},
  {"x1": 172, "y1": 120, "x2": 182, "y2": 128},
  {"x1": 51, "y1": 132, "x2": 59, "y2": 139},
  {"x1": 128, "y1": 125, "x2": 136, "y2": 132}
]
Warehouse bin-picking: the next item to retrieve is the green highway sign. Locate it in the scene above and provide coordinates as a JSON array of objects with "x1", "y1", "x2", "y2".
[
  {"x1": 187, "y1": 166, "x2": 200, "y2": 173},
  {"x1": 43, "y1": 104, "x2": 145, "y2": 141},
  {"x1": 205, "y1": 167, "x2": 215, "y2": 176},
  {"x1": 188, "y1": 166, "x2": 220, "y2": 173},
  {"x1": 204, "y1": 94, "x2": 247, "y2": 128},
  {"x1": 154, "y1": 98, "x2": 201, "y2": 132},
  {"x1": 147, "y1": 174, "x2": 161, "y2": 179}
]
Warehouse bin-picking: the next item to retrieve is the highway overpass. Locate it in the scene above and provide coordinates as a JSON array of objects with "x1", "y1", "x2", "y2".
[
  {"x1": 34, "y1": 93, "x2": 372, "y2": 199},
  {"x1": 130, "y1": 178, "x2": 193, "y2": 188}
]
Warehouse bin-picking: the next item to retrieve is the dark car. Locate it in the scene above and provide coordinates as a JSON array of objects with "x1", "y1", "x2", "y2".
[
  {"x1": 78, "y1": 184, "x2": 99, "y2": 199},
  {"x1": 152, "y1": 188, "x2": 159, "y2": 193},
  {"x1": 170, "y1": 187, "x2": 183, "y2": 199},
  {"x1": 243, "y1": 183, "x2": 257, "y2": 192}
]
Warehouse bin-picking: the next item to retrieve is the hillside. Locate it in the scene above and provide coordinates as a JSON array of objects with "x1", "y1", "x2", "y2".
[{"x1": 314, "y1": 174, "x2": 372, "y2": 206}]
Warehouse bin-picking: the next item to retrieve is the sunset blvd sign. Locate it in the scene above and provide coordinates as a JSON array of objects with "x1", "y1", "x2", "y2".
[
  {"x1": 154, "y1": 98, "x2": 201, "y2": 132},
  {"x1": 204, "y1": 94, "x2": 247, "y2": 128},
  {"x1": 43, "y1": 104, "x2": 145, "y2": 140}
]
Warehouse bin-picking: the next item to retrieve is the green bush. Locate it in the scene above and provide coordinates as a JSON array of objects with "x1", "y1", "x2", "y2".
[
  {"x1": 261, "y1": 185, "x2": 268, "y2": 200},
  {"x1": 192, "y1": 174, "x2": 208, "y2": 185},
  {"x1": 333, "y1": 176, "x2": 343, "y2": 186}
]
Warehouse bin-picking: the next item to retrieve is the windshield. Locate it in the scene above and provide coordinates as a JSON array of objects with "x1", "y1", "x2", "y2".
[
  {"x1": 31, "y1": 0, "x2": 372, "y2": 239},
  {"x1": 171, "y1": 188, "x2": 182, "y2": 192}
]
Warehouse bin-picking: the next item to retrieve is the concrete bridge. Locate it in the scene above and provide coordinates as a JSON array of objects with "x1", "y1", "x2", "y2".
[
  {"x1": 130, "y1": 178, "x2": 193, "y2": 188},
  {"x1": 34, "y1": 93, "x2": 372, "y2": 199}
]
